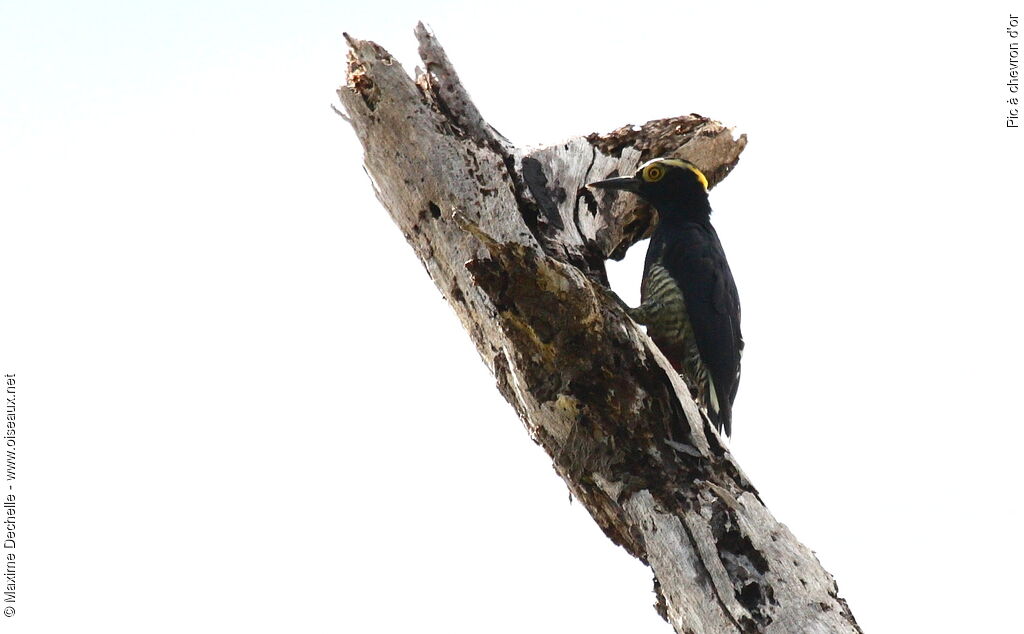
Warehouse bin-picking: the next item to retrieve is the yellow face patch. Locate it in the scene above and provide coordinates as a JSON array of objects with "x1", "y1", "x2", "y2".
[{"x1": 640, "y1": 158, "x2": 709, "y2": 191}]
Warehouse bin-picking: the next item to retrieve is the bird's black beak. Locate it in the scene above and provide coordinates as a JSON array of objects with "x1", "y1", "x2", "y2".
[{"x1": 587, "y1": 175, "x2": 640, "y2": 193}]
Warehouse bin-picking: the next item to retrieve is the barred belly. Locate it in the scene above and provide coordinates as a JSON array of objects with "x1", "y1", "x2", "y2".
[{"x1": 631, "y1": 264, "x2": 711, "y2": 410}]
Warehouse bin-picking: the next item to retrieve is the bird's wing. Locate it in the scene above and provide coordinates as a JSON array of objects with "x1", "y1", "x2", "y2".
[{"x1": 662, "y1": 224, "x2": 743, "y2": 426}]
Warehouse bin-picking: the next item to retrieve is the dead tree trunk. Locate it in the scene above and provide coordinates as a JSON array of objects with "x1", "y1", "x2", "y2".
[{"x1": 337, "y1": 24, "x2": 861, "y2": 634}]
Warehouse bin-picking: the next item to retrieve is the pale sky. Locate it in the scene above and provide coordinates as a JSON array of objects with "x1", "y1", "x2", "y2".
[{"x1": 1, "y1": 2, "x2": 1021, "y2": 633}]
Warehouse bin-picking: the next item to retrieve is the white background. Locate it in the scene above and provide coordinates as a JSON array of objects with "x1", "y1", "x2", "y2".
[{"x1": 1, "y1": 2, "x2": 1021, "y2": 632}]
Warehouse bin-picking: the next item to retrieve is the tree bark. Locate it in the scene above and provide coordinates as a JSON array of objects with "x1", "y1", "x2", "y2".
[{"x1": 337, "y1": 24, "x2": 862, "y2": 634}]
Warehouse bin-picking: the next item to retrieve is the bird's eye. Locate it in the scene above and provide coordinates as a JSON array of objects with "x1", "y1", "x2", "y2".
[{"x1": 643, "y1": 164, "x2": 665, "y2": 183}]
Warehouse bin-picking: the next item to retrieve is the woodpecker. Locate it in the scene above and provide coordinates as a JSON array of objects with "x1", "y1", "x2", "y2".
[{"x1": 589, "y1": 158, "x2": 743, "y2": 436}]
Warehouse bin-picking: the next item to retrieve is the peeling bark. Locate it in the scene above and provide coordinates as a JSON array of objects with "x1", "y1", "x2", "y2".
[{"x1": 338, "y1": 24, "x2": 861, "y2": 634}]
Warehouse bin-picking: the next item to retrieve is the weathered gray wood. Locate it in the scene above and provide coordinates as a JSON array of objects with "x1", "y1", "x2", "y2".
[{"x1": 338, "y1": 24, "x2": 861, "y2": 634}]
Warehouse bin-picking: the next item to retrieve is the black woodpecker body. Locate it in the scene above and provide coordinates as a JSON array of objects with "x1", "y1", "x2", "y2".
[{"x1": 590, "y1": 158, "x2": 743, "y2": 436}]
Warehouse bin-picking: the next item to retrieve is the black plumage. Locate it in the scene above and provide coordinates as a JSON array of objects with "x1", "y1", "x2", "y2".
[{"x1": 589, "y1": 158, "x2": 743, "y2": 436}]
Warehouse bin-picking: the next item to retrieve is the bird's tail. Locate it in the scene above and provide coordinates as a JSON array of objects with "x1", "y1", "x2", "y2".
[{"x1": 708, "y1": 379, "x2": 732, "y2": 437}]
